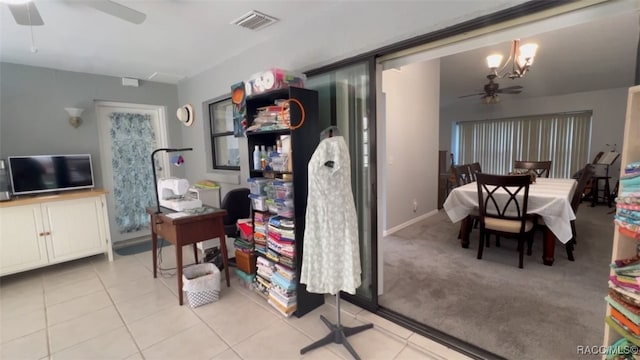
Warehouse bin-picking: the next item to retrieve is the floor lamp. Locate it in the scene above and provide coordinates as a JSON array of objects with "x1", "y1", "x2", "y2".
[{"x1": 151, "y1": 147, "x2": 192, "y2": 213}]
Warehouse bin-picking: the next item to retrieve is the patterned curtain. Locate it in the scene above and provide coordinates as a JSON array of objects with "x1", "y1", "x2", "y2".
[{"x1": 109, "y1": 112, "x2": 156, "y2": 233}]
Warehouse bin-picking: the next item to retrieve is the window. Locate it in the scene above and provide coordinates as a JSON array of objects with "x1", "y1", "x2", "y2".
[
  {"x1": 456, "y1": 111, "x2": 592, "y2": 178},
  {"x1": 209, "y1": 98, "x2": 240, "y2": 170}
]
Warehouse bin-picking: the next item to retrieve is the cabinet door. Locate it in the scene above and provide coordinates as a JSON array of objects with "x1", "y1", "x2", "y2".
[
  {"x1": 43, "y1": 197, "x2": 106, "y2": 263},
  {"x1": 0, "y1": 204, "x2": 49, "y2": 276}
]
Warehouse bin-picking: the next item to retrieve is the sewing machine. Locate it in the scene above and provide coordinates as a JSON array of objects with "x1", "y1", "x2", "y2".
[{"x1": 157, "y1": 178, "x2": 202, "y2": 211}]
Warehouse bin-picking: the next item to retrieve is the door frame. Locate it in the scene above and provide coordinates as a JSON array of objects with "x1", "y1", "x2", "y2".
[{"x1": 95, "y1": 101, "x2": 169, "y2": 243}]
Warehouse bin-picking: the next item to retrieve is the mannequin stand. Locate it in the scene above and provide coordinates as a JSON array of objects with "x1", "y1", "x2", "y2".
[{"x1": 300, "y1": 294, "x2": 373, "y2": 360}]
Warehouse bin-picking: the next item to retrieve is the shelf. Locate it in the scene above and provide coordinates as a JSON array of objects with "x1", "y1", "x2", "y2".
[
  {"x1": 246, "y1": 128, "x2": 291, "y2": 136},
  {"x1": 604, "y1": 85, "x2": 640, "y2": 348}
]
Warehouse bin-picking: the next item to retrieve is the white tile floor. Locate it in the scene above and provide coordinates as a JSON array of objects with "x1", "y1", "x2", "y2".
[{"x1": 0, "y1": 247, "x2": 471, "y2": 360}]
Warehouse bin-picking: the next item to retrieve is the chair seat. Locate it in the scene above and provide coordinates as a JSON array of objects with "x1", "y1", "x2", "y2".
[{"x1": 485, "y1": 218, "x2": 534, "y2": 233}]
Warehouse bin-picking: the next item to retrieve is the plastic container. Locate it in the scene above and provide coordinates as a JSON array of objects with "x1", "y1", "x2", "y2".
[
  {"x1": 270, "y1": 153, "x2": 289, "y2": 172},
  {"x1": 252, "y1": 146, "x2": 260, "y2": 170},
  {"x1": 266, "y1": 199, "x2": 278, "y2": 214},
  {"x1": 273, "y1": 181, "x2": 293, "y2": 200},
  {"x1": 275, "y1": 198, "x2": 294, "y2": 218},
  {"x1": 249, "y1": 194, "x2": 267, "y2": 211},
  {"x1": 248, "y1": 178, "x2": 270, "y2": 196}
]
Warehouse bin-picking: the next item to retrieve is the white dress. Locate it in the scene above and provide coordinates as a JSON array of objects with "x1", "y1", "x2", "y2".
[{"x1": 300, "y1": 136, "x2": 361, "y2": 295}]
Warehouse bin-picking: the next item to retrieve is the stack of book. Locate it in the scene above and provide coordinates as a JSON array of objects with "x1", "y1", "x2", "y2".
[{"x1": 253, "y1": 212, "x2": 268, "y2": 255}]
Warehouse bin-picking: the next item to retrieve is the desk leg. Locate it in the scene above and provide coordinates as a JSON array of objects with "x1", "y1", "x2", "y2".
[
  {"x1": 591, "y1": 179, "x2": 599, "y2": 207},
  {"x1": 459, "y1": 216, "x2": 471, "y2": 249},
  {"x1": 152, "y1": 225, "x2": 158, "y2": 279},
  {"x1": 604, "y1": 179, "x2": 612, "y2": 208},
  {"x1": 193, "y1": 244, "x2": 198, "y2": 263},
  {"x1": 218, "y1": 224, "x2": 231, "y2": 287},
  {"x1": 542, "y1": 228, "x2": 556, "y2": 266},
  {"x1": 177, "y1": 244, "x2": 184, "y2": 305}
]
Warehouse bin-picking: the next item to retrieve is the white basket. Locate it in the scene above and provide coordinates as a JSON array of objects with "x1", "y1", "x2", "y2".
[{"x1": 182, "y1": 263, "x2": 221, "y2": 308}]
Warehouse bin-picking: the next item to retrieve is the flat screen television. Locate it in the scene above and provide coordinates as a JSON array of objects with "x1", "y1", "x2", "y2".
[{"x1": 8, "y1": 154, "x2": 95, "y2": 196}]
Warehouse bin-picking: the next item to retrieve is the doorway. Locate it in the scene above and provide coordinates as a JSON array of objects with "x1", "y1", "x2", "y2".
[{"x1": 95, "y1": 101, "x2": 169, "y2": 244}]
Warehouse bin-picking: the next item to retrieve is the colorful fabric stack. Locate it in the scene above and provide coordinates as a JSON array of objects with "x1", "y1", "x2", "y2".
[
  {"x1": 264, "y1": 215, "x2": 297, "y2": 316},
  {"x1": 607, "y1": 254, "x2": 640, "y2": 348},
  {"x1": 253, "y1": 211, "x2": 269, "y2": 254},
  {"x1": 255, "y1": 256, "x2": 275, "y2": 299},
  {"x1": 616, "y1": 161, "x2": 640, "y2": 239}
]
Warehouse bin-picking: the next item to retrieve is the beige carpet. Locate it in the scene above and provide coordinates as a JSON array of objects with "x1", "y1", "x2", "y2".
[{"x1": 380, "y1": 204, "x2": 613, "y2": 360}]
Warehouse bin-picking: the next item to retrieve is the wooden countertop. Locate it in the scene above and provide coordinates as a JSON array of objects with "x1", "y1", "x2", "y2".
[{"x1": 0, "y1": 189, "x2": 108, "y2": 208}]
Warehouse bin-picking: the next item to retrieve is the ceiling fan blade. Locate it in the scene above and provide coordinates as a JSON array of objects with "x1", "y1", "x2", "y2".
[
  {"x1": 458, "y1": 92, "x2": 485, "y2": 98},
  {"x1": 497, "y1": 89, "x2": 522, "y2": 94},
  {"x1": 85, "y1": 0, "x2": 146, "y2": 24},
  {"x1": 8, "y1": 3, "x2": 44, "y2": 26},
  {"x1": 499, "y1": 85, "x2": 523, "y2": 91}
]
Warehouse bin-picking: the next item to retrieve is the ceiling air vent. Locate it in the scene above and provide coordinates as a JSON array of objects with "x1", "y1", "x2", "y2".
[{"x1": 232, "y1": 10, "x2": 278, "y2": 31}]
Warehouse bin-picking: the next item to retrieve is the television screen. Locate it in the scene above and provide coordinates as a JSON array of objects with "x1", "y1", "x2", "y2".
[{"x1": 8, "y1": 154, "x2": 95, "y2": 195}]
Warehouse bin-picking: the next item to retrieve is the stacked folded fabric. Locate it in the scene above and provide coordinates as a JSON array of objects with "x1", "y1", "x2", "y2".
[
  {"x1": 607, "y1": 255, "x2": 640, "y2": 347},
  {"x1": 615, "y1": 162, "x2": 640, "y2": 239}
]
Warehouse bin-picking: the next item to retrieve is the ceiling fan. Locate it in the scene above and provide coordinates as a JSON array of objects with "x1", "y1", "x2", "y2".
[
  {"x1": 5, "y1": 0, "x2": 146, "y2": 26},
  {"x1": 459, "y1": 74, "x2": 523, "y2": 104}
]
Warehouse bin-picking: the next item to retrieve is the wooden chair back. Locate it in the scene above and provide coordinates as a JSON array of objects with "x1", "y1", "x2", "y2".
[
  {"x1": 571, "y1": 164, "x2": 595, "y2": 213},
  {"x1": 453, "y1": 164, "x2": 473, "y2": 186},
  {"x1": 513, "y1": 160, "x2": 552, "y2": 178},
  {"x1": 469, "y1": 162, "x2": 482, "y2": 181}
]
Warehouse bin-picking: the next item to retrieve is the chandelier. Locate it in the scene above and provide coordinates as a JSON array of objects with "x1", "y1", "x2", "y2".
[{"x1": 486, "y1": 39, "x2": 538, "y2": 79}]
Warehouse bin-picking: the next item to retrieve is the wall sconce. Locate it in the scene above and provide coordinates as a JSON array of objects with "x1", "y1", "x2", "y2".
[{"x1": 65, "y1": 107, "x2": 84, "y2": 128}]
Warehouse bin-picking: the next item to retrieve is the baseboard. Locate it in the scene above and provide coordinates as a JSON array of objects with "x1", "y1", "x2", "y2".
[
  {"x1": 383, "y1": 209, "x2": 439, "y2": 237},
  {"x1": 112, "y1": 235, "x2": 152, "y2": 250}
]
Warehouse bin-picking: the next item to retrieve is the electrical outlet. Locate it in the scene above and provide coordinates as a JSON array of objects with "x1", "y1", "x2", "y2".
[{"x1": 413, "y1": 199, "x2": 418, "y2": 212}]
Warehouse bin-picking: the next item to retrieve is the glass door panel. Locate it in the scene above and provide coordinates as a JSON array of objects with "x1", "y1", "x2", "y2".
[{"x1": 307, "y1": 61, "x2": 376, "y2": 307}]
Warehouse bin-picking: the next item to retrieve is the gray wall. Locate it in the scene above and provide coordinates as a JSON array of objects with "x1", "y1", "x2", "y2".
[
  {"x1": 0, "y1": 62, "x2": 180, "y2": 189},
  {"x1": 440, "y1": 87, "x2": 628, "y2": 180},
  {"x1": 382, "y1": 59, "x2": 440, "y2": 230}
]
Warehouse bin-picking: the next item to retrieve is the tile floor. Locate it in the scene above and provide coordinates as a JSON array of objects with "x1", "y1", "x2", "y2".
[{"x1": 0, "y1": 247, "x2": 471, "y2": 360}]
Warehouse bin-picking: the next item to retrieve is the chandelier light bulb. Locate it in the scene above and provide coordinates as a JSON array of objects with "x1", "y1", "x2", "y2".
[
  {"x1": 486, "y1": 54, "x2": 503, "y2": 69},
  {"x1": 518, "y1": 43, "x2": 538, "y2": 66}
]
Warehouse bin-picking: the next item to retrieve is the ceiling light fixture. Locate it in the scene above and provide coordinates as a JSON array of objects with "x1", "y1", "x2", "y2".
[{"x1": 486, "y1": 39, "x2": 538, "y2": 79}]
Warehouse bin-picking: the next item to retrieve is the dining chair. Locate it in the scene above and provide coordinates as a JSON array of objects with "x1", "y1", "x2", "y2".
[
  {"x1": 513, "y1": 160, "x2": 552, "y2": 178},
  {"x1": 476, "y1": 173, "x2": 535, "y2": 268},
  {"x1": 566, "y1": 164, "x2": 596, "y2": 258},
  {"x1": 469, "y1": 162, "x2": 482, "y2": 181},
  {"x1": 453, "y1": 164, "x2": 474, "y2": 186}
]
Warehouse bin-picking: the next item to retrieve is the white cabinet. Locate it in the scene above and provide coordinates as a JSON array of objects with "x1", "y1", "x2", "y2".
[
  {"x1": 0, "y1": 190, "x2": 113, "y2": 276},
  {"x1": 0, "y1": 204, "x2": 49, "y2": 275}
]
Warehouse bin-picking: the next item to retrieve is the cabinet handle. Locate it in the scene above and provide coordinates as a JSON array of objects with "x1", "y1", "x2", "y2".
[
  {"x1": 39, "y1": 232, "x2": 46, "y2": 236},
  {"x1": 46, "y1": 231, "x2": 51, "y2": 235}
]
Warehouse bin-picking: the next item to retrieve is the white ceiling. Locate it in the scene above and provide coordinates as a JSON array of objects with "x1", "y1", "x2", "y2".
[
  {"x1": 1, "y1": 0, "x2": 637, "y2": 102},
  {"x1": 440, "y1": 11, "x2": 639, "y2": 106},
  {"x1": 0, "y1": 0, "x2": 527, "y2": 83}
]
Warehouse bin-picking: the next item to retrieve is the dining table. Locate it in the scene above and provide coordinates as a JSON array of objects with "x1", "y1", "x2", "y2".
[{"x1": 443, "y1": 177, "x2": 577, "y2": 266}]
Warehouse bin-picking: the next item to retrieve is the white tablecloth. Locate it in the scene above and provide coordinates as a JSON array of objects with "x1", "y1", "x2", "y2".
[{"x1": 443, "y1": 178, "x2": 578, "y2": 243}]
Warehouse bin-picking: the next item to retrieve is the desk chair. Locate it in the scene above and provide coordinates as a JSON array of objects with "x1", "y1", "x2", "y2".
[
  {"x1": 476, "y1": 173, "x2": 534, "y2": 268},
  {"x1": 221, "y1": 188, "x2": 251, "y2": 238},
  {"x1": 514, "y1": 160, "x2": 552, "y2": 178}
]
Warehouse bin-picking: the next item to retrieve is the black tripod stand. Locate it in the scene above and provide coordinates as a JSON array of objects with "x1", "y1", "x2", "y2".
[{"x1": 300, "y1": 293, "x2": 373, "y2": 360}]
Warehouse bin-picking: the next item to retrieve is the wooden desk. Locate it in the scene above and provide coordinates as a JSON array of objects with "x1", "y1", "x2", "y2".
[{"x1": 146, "y1": 206, "x2": 231, "y2": 305}]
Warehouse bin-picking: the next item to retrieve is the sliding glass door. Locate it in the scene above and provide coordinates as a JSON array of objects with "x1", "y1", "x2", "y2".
[{"x1": 306, "y1": 60, "x2": 377, "y2": 309}]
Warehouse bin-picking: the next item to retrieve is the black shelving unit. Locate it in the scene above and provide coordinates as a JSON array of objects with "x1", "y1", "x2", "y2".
[{"x1": 245, "y1": 86, "x2": 326, "y2": 317}]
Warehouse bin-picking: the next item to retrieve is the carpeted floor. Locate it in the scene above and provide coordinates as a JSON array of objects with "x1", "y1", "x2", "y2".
[{"x1": 380, "y1": 204, "x2": 613, "y2": 360}]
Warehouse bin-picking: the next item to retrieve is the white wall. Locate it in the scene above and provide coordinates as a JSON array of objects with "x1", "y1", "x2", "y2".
[
  {"x1": 440, "y1": 87, "x2": 628, "y2": 179},
  {"x1": 382, "y1": 60, "x2": 440, "y2": 230}
]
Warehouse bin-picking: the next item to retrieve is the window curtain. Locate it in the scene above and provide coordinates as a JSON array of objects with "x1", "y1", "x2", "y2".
[
  {"x1": 457, "y1": 111, "x2": 592, "y2": 178},
  {"x1": 109, "y1": 112, "x2": 156, "y2": 233}
]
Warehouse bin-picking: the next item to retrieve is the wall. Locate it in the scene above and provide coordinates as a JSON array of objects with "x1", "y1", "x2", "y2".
[
  {"x1": 440, "y1": 87, "x2": 628, "y2": 178},
  {"x1": 0, "y1": 62, "x2": 180, "y2": 189},
  {"x1": 382, "y1": 59, "x2": 440, "y2": 230}
]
